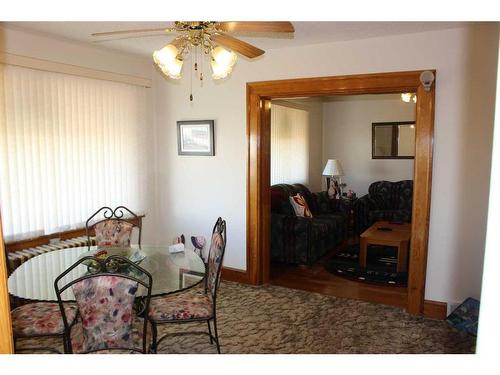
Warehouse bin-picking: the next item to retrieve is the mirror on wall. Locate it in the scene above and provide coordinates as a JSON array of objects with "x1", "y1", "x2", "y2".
[{"x1": 372, "y1": 121, "x2": 415, "y2": 159}]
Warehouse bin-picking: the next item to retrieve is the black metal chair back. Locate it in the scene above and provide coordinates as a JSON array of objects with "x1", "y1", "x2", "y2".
[
  {"x1": 54, "y1": 255, "x2": 153, "y2": 354},
  {"x1": 85, "y1": 206, "x2": 142, "y2": 249}
]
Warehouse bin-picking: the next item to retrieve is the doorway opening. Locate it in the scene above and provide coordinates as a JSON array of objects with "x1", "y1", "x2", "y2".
[
  {"x1": 246, "y1": 71, "x2": 435, "y2": 315},
  {"x1": 268, "y1": 95, "x2": 416, "y2": 308}
]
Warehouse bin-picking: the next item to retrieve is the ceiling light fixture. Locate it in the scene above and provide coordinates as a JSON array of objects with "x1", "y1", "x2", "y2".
[
  {"x1": 401, "y1": 93, "x2": 417, "y2": 103},
  {"x1": 210, "y1": 46, "x2": 237, "y2": 79},
  {"x1": 151, "y1": 22, "x2": 238, "y2": 82},
  {"x1": 153, "y1": 44, "x2": 183, "y2": 79},
  {"x1": 92, "y1": 21, "x2": 295, "y2": 101}
]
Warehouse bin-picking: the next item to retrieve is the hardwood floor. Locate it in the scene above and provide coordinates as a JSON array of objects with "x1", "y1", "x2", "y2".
[{"x1": 269, "y1": 247, "x2": 408, "y2": 309}]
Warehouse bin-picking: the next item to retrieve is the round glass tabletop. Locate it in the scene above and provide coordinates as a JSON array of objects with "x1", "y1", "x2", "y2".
[{"x1": 8, "y1": 245, "x2": 206, "y2": 302}]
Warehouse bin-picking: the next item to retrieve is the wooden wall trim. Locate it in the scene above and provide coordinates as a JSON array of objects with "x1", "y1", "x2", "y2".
[
  {"x1": 247, "y1": 86, "x2": 263, "y2": 284},
  {"x1": 247, "y1": 71, "x2": 423, "y2": 97},
  {"x1": 246, "y1": 70, "x2": 436, "y2": 316},
  {"x1": 221, "y1": 267, "x2": 250, "y2": 284},
  {"x1": 5, "y1": 215, "x2": 144, "y2": 253},
  {"x1": 0, "y1": 211, "x2": 14, "y2": 353},
  {"x1": 407, "y1": 84, "x2": 435, "y2": 314},
  {"x1": 0, "y1": 52, "x2": 152, "y2": 88},
  {"x1": 423, "y1": 300, "x2": 447, "y2": 320}
]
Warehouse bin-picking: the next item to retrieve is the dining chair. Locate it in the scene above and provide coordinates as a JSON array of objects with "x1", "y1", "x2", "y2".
[
  {"x1": 5, "y1": 229, "x2": 78, "y2": 354},
  {"x1": 85, "y1": 206, "x2": 142, "y2": 248},
  {"x1": 148, "y1": 217, "x2": 227, "y2": 354},
  {"x1": 54, "y1": 255, "x2": 153, "y2": 354},
  {"x1": 11, "y1": 301, "x2": 78, "y2": 353}
]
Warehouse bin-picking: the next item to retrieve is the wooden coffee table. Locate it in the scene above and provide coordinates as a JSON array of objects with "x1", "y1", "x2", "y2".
[{"x1": 359, "y1": 221, "x2": 411, "y2": 272}]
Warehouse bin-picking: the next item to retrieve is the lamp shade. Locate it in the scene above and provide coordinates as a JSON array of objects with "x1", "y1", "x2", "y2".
[
  {"x1": 322, "y1": 159, "x2": 344, "y2": 176},
  {"x1": 211, "y1": 46, "x2": 237, "y2": 79},
  {"x1": 153, "y1": 44, "x2": 183, "y2": 79}
]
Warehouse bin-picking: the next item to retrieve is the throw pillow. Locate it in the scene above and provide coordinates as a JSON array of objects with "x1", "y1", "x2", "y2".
[{"x1": 289, "y1": 193, "x2": 313, "y2": 218}]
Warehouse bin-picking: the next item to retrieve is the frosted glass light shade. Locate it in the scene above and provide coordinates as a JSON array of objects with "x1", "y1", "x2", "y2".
[
  {"x1": 401, "y1": 92, "x2": 417, "y2": 103},
  {"x1": 153, "y1": 44, "x2": 183, "y2": 79},
  {"x1": 211, "y1": 46, "x2": 237, "y2": 79},
  {"x1": 322, "y1": 159, "x2": 344, "y2": 176}
]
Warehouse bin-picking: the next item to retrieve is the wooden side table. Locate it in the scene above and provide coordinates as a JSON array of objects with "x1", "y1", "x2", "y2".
[{"x1": 359, "y1": 221, "x2": 411, "y2": 272}]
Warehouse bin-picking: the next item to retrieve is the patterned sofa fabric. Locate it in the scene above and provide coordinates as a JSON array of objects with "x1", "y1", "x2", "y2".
[
  {"x1": 354, "y1": 180, "x2": 413, "y2": 234},
  {"x1": 270, "y1": 184, "x2": 347, "y2": 265}
]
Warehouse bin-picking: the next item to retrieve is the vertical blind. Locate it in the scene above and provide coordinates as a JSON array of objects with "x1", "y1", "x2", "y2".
[
  {"x1": 270, "y1": 103, "x2": 310, "y2": 186},
  {"x1": 0, "y1": 64, "x2": 148, "y2": 242}
]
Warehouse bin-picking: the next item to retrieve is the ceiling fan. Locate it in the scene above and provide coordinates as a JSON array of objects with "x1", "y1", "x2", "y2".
[{"x1": 92, "y1": 21, "x2": 295, "y2": 82}]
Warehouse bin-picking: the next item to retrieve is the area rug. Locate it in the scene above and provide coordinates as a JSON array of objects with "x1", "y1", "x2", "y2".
[
  {"x1": 326, "y1": 244, "x2": 408, "y2": 286},
  {"x1": 16, "y1": 281, "x2": 475, "y2": 354}
]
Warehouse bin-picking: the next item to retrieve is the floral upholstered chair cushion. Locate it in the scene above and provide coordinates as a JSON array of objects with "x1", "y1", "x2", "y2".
[
  {"x1": 94, "y1": 220, "x2": 134, "y2": 247},
  {"x1": 72, "y1": 275, "x2": 139, "y2": 353},
  {"x1": 207, "y1": 232, "x2": 225, "y2": 295},
  {"x1": 148, "y1": 231, "x2": 224, "y2": 323},
  {"x1": 12, "y1": 302, "x2": 78, "y2": 337},
  {"x1": 70, "y1": 318, "x2": 152, "y2": 354},
  {"x1": 148, "y1": 287, "x2": 212, "y2": 321}
]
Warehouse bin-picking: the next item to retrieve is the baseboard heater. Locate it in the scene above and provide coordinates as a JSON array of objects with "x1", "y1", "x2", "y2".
[{"x1": 7, "y1": 236, "x2": 96, "y2": 275}]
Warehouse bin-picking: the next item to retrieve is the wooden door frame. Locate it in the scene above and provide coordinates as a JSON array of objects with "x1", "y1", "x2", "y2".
[
  {"x1": 0, "y1": 211, "x2": 14, "y2": 353},
  {"x1": 246, "y1": 70, "x2": 435, "y2": 315}
]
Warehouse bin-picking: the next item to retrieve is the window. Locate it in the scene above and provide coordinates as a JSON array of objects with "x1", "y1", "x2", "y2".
[
  {"x1": 270, "y1": 103, "x2": 310, "y2": 186},
  {"x1": 0, "y1": 64, "x2": 148, "y2": 242}
]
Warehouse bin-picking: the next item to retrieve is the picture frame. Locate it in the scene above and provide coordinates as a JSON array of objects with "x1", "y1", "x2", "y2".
[
  {"x1": 179, "y1": 268, "x2": 205, "y2": 289},
  {"x1": 372, "y1": 121, "x2": 415, "y2": 159},
  {"x1": 177, "y1": 120, "x2": 215, "y2": 156}
]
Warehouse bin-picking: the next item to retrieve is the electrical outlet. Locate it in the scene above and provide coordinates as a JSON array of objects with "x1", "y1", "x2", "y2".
[{"x1": 49, "y1": 238, "x2": 61, "y2": 245}]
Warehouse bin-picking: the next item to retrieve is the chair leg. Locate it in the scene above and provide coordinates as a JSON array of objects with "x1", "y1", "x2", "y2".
[
  {"x1": 213, "y1": 316, "x2": 221, "y2": 354},
  {"x1": 150, "y1": 322, "x2": 158, "y2": 353},
  {"x1": 207, "y1": 320, "x2": 213, "y2": 344},
  {"x1": 62, "y1": 334, "x2": 68, "y2": 354}
]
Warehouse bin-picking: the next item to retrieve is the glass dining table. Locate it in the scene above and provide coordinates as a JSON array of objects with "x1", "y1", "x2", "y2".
[{"x1": 8, "y1": 245, "x2": 206, "y2": 302}]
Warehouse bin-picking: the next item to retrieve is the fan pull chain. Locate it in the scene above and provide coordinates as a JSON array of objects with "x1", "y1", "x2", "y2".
[
  {"x1": 189, "y1": 55, "x2": 193, "y2": 102},
  {"x1": 194, "y1": 45, "x2": 198, "y2": 73},
  {"x1": 199, "y1": 47, "x2": 203, "y2": 82}
]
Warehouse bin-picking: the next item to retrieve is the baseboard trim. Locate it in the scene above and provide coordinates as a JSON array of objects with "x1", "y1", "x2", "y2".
[
  {"x1": 221, "y1": 267, "x2": 250, "y2": 284},
  {"x1": 221, "y1": 269, "x2": 448, "y2": 320},
  {"x1": 423, "y1": 299, "x2": 447, "y2": 320}
]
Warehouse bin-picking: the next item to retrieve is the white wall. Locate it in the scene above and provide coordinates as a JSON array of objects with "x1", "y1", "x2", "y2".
[
  {"x1": 0, "y1": 25, "x2": 150, "y2": 77},
  {"x1": 0, "y1": 25, "x2": 159, "y2": 245},
  {"x1": 1, "y1": 23, "x2": 496, "y2": 306},
  {"x1": 153, "y1": 24, "x2": 498, "y2": 305},
  {"x1": 322, "y1": 95, "x2": 415, "y2": 196}
]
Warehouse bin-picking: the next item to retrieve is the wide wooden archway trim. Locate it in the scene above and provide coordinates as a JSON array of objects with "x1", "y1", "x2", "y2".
[
  {"x1": 246, "y1": 70, "x2": 435, "y2": 315},
  {"x1": 0, "y1": 211, "x2": 14, "y2": 353}
]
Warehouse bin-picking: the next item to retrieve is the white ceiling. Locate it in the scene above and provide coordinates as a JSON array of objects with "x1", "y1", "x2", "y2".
[{"x1": 4, "y1": 21, "x2": 468, "y2": 57}]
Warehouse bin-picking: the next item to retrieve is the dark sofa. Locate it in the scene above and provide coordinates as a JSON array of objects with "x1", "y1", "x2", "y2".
[
  {"x1": 354, "y1": 180, "x2": 413, "y2": 234},
  {"x1": 271, "y1": 183, "x2": 347, "y2": 265}
]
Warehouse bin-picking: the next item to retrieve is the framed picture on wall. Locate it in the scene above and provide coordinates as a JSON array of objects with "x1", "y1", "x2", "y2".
[
  {"x1": 177, "y1": 120, "x2": 215, "y2": 156},
  {"x1": 179, "y1": 268, "x2": 205, "y2": 289}
]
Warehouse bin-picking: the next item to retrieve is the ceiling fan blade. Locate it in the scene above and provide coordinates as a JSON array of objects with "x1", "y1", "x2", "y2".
[
  {"x1": 211, "y1": 33, "x2": 265, "y2": 58},
  {"x1": 216, "y1": 22, "x2": 294, "y2": 33},
  {"x1": 92, "y1": 34, "x2": 181, "y2": 43},
  {"x1": 91, "y1": 27, "x2": 172, "y2": 37}
]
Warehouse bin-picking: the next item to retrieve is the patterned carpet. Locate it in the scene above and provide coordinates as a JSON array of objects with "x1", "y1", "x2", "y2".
[{"x1": 16, "y1": 281, "x2": 475, "y2": 354}]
